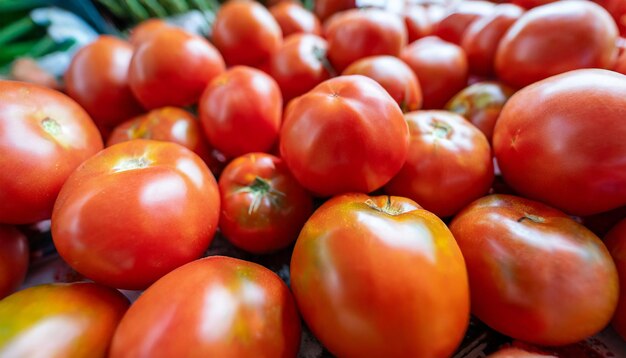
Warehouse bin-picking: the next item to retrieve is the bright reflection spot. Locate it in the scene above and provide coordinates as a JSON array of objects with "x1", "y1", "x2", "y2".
[
  {"x1": 240, "y1": 280, "x2": 266, "y2": 306},
  {"x1": 319, "y1": 233, "x2": 341, "y2": 296},
  {"x1": 176, "y1": 158, "x2": 204, "y2": 189},
  {"x1": 170, "y1": 120, "x2": 190, "y2": 143},
  {"x1": 200, "y1": 285, "x2": 237, "y2": 342},
  {"x1": 140, "y1": 174, "x2": 187, "y2": 207}
]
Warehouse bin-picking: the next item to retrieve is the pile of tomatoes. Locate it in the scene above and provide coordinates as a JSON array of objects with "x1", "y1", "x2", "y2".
[{"x1": 1, "y1": 0, "x2": 626, "y2": 356}]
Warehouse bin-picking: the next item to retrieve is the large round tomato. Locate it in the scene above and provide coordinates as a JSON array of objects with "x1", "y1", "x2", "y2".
[
  {"x1": 270, "y1": 2, "x2": 321, "y2": 37},
  {"x1": 604, "y1": 218, "x2": 626, "y2": 340},
  {"x1": 280, "y1": 75, "x2": 409, "y2": 196},
  {"x1": 199, "y1": 66, "x2": 282, "y2": 159},
  {"x1": 218, "y1": 153, "x2": 313, "y2": 254},
  {"x1": 0, "y1": 225, "x2": 28, "y2": 299},
  {"x1": 212, "y1": 0, "x2": 282, "y2": 67},
  {"x1": 342, "y1": 55, "x2": 423, "y2": 112},
  {"x1": 461, "y1": 4, "x2": 524, "y2": 76},
  {"x1": 400, "y1": 36, "x2": 469, "y2": 109},
  {"x1": 128, "y1": 27, "x2": 225, "y2": 109},
  {"x1": 52, "y1": 140, "x2": 220, "y2": 290},
  {"x1": 324, "y1": 8, "x2": 407, "y2": 72},
  {"x1": 64, "y1": 36, "x2": 143, "y2": 130},
  {"x1": 290, "y1": 193, "x2": 469, "y2": 357},
  {"x1": 449, "y1": 194, "x2": 618, "y2": 345},
  {"x1": 495, "y1": 1, "x2": 618, "y2": 88},
  {"x1": 384, "y1": 110, "x2": 493, "y2": 217},
  {"x1": 111, "y1": 256, "x2": 301, "y2": 357},
  {"x1": 493, "y1": 69, "x2": 626, "y2": 216},
  {"x1": 0, "y1": 283, "x2": 129, "y2": 357},
  {"x1": 433, "y1": 0, "x2": 495, "y2": 45},
  {"x1": 269, "y1": 34, "x2": 331, "y2": 102},
  {"x1": 0, "y1": 81, "x2": 103, "y2": 224}
]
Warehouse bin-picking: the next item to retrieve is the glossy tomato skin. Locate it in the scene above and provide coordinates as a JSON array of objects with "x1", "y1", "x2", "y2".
[
  {"x1": 385, "y1": 110, "x2": 493, "y2": 217},
  {"x1": 449, "y1": 194, "x2": 619, "y2": 345},
  {"x1": 493, "y1": 69, "x2": 626, "y2": 216},
  {"x1": 291, "y1": 194, "x2": 470, "y2": 357},
  {"x1": 280, "y1": 75, "x2": 409, "y2": 197},
  {"x1": 325, "y1": 8, "x2": 407, "y2": 72},
  {"x1": 111, "y1": 256, "x2": 301, "y2": 357},
  {"x1": 212, "y1": 0, "x2": 282, "y2": 66},
  {"x1": 604, "y1": 218, "x2": 626, "y2": 340},
  {"x1": 65, "y1": 36, "x2": 143, "y2": 130},
  {"x1": 128, "y1": 18, "x2": 170, "y2": 47},
  {"x1": 219, "y1": 153, "x2": 313, "y2": 254},
  {"x1": 445, "y1": 81, "x2": 515, "y2": 141},
  {"x1": 401, "y1": 36, "x2": 468, "y2": 109},
  {"x1": 0, "y1": 282, "x2": 129, "y2": 358},
  {"x1": 342, "y1": 55, "x2": 422, "y2": 112},
  {"x1": 199, "y1": 66, "x2": 282, "y2": 159},
  {"x1": 0, "y1": 81, "x2": 103, "y2": 224},
  {"x1": 495, "y1": 1, "x2": 618, "y2": 88},
  {"x1": 314, "y1": 0, "x2": 355, "y2": 21},
  {"x1": 461, "y1": 4, "x2": 524, "y2": 76},
  {"x1": 52, "y1": 140, "x2": 220, "y2": 290},
  {"x1": 270, "y1": 2, "x2": 321, "y2": 37},
  {"x1": 434, "y1": 0, "x2": 495, "y2": 45},
  {"x1": 0, "y1": 225, "x2": 28, "y2": 299},
  {"x1": 269, "y1": 34, "x2": 331, "y2": 103},
  {"x1": 128, "y1": 28, "x2": 225, "y2": 109}
]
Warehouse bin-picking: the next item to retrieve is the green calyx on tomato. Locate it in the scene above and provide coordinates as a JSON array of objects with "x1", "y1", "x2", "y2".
[
  {"x1": 41, "y1": 117, "x2": 61, "y2": 136},
  {"x1": 236, "y1": 176, "x2": 285, "y2": 215}
]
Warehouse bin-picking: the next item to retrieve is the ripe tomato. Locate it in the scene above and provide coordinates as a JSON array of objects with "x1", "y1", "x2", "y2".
[
  {"x1": 314, "y1": 0, "x2": 355, "y2": 21},
  {"x1": 65, "y1": 36, "x2": 143, "y2": 131},
  {"x1": 0, "y1": 225, "x2": 28, "y2": 299},
  {"x1": 400, "y1": 36, "x2": 468, "y2": 109},
  {"x1": 461, "y1": 4, "x2": 524, "y2": 76},
  {"x1": 280, "y1": 75, "x2": 409, "y2": 196},
  {"x1": 385, "y1": 110, "x2": 493, "y2": 217},
  {"x1": 269, "y1": 34, "x2": 331, "y2": 103},
  {"x1": 270, "y1": 2, "x2": 321, "y2": 37},
  {"x1": 342, "y1": 55, "x2": 423, "y2": 112},
  {"x1": 604, "y1": 218, "x2": 626, "y2": 340},
  {"x1": 52, "y1": 140, "x2": 220, "y2": 290},
  {"x1": 433, "y1": 0, "x2": 495, "y2": 45},
  {"x1": 495, "y1": 1, "x2": 618, "y2": 88},
  {"x1": 111, "y1": 256, "x2": 301, "y2": 357},
  {"x1": 128, "y1": 27, "x2": 225, "y2": 109},
  {"x1": 291, "y1": 193, "x2": 469, "y2": 357},
  {"x1": 218, "y1": 153, "x2": 313, "y2": 254},
  {"x1": 404, "y1": 5, "x2": 434, "y2": 43},
  {"x1": 449, "y1": 194, "x2": 618, "y2": 345},
  {"x1": 212, "y1": 0, "x2": 282, "y2": 66},
  {"x1": 324, "y1": 8, "x2": 407, "y2": 72},
  {"x1": 445, "y1": 81, "x2": 515, "y2": 142},
  {"x1": 493, "y1": 69, "x2": 626, "y2": 216},
  {"x1": 615, "y1": 49, "x2": 626, "y2": 74},
  {"x1": 0, "y1": 283, "x2": 129, "y2": 357},
  {"x1": 0, "y1": 81, "x2": 103, "y2": 224},
  {"x1": 199, "y1": 66, "x2": 282, "y2": 159},
  {"x1": 128, "y1": 18, "x2": 170, "y2": 47}
]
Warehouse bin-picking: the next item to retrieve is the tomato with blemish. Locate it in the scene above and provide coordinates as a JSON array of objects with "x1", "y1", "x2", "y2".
[
  {"x1": 51, "y1": 140, "x2": 219, "y2": 290},
  {"x1": 0, "y1": 225, "x2": 28, "y2": 299},
  {"x1": 110, "y1": 256, "x2": 301, "y2": 357},
  {"x1": 604, "y1": 218, "x2": 626, "y2": 340},
  {"x1": 449, "y1": 194, "x2": 619, "y2": 345},
  {"x1": 270, "y1": 2, "x2": 321, "y2": 37}
]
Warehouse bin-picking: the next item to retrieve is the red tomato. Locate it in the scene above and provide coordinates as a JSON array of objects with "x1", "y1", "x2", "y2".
[
  {"x1": 385, "y1": 110, "x2": 493, "y2": 217},
  {"x1": 445, "y1": 81, "x2": 515, "y2": 141},
  {"x1": 325, "y1": 8, "x2": 407, "y2": 72},
  {"x1": 270, "y1": 2, "x2": 321, "y2": 37},
  {"x1": 314, "y1": 0, "x2": 355, "y2": 21},
  {"x1": 269, "y1": 34, "x2": 331, "y2": 103},
  {"x1": 0, "y1": 225, "x2": 28, "y2": 299},
  {"x1": 212, "y1": 0, "x2": 282, "y2": 66},
  {"x1": 615, "y1": 49, "x2": 626, "y2": 74},
  {"x1": 433, "y1": 0, "x2": 495, "y2": 45},
  {"x1": 280, "y1": 75, "x2": 409, "y2": 196},
  {"x1": 400, "y1": 36, "x2": 469, "y2": 109},
  {"x1": 65, "y1": 36, "x2": 143, "y2": 131},
  {"x1": 111, "y1": 256, "x2": 301, "y2": 357},
  {"x1": 128, "y1": 18, "x2": 170, "y2": 46},
  {"x1": 0, "y1": 81, "x2": 103, "y2": 224},
  {"x1": 128, "y1": 27, "x2": 225, "y2": 109},
  {"x1": 461, "y1": 4, "x2": 524, "y2": 76},
  {"x1": 218, "y1": 153, "x2": 313, "y2": 254},
  {"x1": 495, "y1": 1, "x2": 618, "y2": 88},
  {"x1": 52, "y1": 140, "x2": 220, "y2": 290},
  {"x1": 404, "y1": 5, "x2": 434, "y2": 43},
  {"x1": 0, "y1": 283, "x2": 129, "y2": 357},
  {"x1": 199, "y1": 66, "x2": 282, "y2": 159},
  {"x1": 342, "y1": 55, "x2": 423, "y2": 112},
  {"x1": 493, "y1": 69, "x2": 626, "y2": 216},
  {"x1": 604, "y1": 218, "x2": 626, "y2": 340},
  {"x1": 449, "y1": 194, "x2": 618, "y2": 345},
  {"x1": 291, "y1": 193, "x2": 469, "y2": 357}
]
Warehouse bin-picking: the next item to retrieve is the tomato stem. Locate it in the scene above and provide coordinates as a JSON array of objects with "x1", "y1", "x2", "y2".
[{"x1": 517, "y1": 214, "x2": 545, "y2": 223}]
